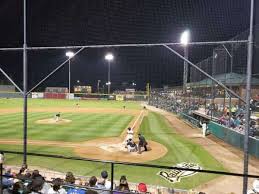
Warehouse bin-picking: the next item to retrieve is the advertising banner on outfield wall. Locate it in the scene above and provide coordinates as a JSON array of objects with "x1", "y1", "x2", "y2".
[
  {"x1": 32, "y1": 92, "x2": 44, "y2": 99},
  {"x1": 67, "y1": 93, "x2": 75, "y2": 100},
  {"x1": 116, "y1": 95, "x2": 124, "y2": 101}
]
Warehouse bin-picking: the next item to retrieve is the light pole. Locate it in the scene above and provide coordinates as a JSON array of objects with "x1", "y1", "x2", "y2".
[
  {"x1": 66, "y1": 51, "x2": 75, "y2": 94},
  {"x1": 105, "y1": 53, "x2": 114, "y2": 94},
  {"x1": 97, "y1": 80, "x2": 101, "y2": 93},
  {"x1": 180, "y1": 30, "x2": 190, "y2": 92}
]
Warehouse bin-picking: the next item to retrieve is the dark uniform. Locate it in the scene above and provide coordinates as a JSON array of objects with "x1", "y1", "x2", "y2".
[{"x1": 138, "y1": 134, "x2": 148, "y2": 153}]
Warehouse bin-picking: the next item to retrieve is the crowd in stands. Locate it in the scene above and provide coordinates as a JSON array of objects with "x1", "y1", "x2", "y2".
[
  {"x1": 0, "y1": 165, "x2": 214, "y2": 194},
  {"x1": 1, "y1": 165, "x2": 154, "y2": 194},
  {"x1": 149, "y1": 89, "x2": 259, "y2": 138}
]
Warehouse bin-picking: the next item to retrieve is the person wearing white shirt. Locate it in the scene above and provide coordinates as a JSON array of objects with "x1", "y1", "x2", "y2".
[
  {"x1": 200, "y1": 120, "x2": 207, "y2": 138},
  {"x1": 48, "y1": 178, "x2": 67, "y2": 194}
]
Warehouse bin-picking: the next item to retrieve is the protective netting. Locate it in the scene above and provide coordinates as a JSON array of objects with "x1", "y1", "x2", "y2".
[
  {"x1": 0, "y1": 1, "x2": 258, "y2": 193},
  {"x1": 0, "y1": 0, "x2": 252, "y2": 91}
]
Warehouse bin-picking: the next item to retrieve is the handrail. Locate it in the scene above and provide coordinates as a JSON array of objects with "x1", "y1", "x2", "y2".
[{"x1": 1, "y1": 150, "x2": 259, "y2": 179}]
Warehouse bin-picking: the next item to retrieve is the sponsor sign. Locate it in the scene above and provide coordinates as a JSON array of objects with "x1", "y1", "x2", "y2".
[
  {"x1": 32, "y1": 92, "x2": 44, "y2": 99},
  {"x1": 157, "y1": 162, "x2": 202, "y2": 183},
  {"x1": 116, "y1": 95, "x2": 124, "y2": 101}
]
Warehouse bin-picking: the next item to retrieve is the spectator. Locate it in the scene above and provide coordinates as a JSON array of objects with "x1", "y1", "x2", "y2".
[
  {"x1": 31, "y1": 170, "x2": 41, "y2": 179},
  {"x1": 87, "y1": 190, "x2": 98, "y2": 194},
  {"x1": 48, "y1": 178, "x2": 67, "y2": 194},
  {"x1": 115, "y1": 176, "x2": 129, "y2": 192},
  {"x1": 229, "y1": 117, "x2": 235, "y2": 128},
  {"x1": 100, "y1": 171, "x2": 111, "y2": 190},
  {"x1": 28, "y1": 176, "x2": 45, "y2": 194},
  {"x1": 137, "y1": 183, "x2": 147, "y2": 193},
  {"x1": 3, "y1": 182, "x2": 23, "y2": 194},
  {"x1": 65, "y1": 172, "x2": 76, "y2": 184},
  {"x1": 89, "y1": 176, "x2": 98, "y2": 189},
  {"x1": 2, "y1": 168, "x2": 14, "y2": 189},
  {"x1": 4, "y1": 168, "x2": 13, "y2": 178},
  {"x1": 96, "y1": 180, "x2": 108, "y2": 194},
  {"x1": 234, "y1": 116, "x2": 241, "y2": 127},
  {"x1": 67, "y1": 187, "x2": 86, "y2": 194}
]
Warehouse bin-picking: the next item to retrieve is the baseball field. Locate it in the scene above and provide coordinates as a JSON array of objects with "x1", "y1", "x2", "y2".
[{"x1": 0, "y1": 98, "x2": 225, "y2": 189}]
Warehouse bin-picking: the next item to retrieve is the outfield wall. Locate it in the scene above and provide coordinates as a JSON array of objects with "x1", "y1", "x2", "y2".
[
  {"x1": 208, "y1": 121, "x2": 259, "y2": 158},
  {"x1": 179, "y1": 113, "x2": 259, "y2": 158},
  {"x1": 0, "y1": 92, "x2": 24, "y2": 98},
  {"x1": 0, "y1": 92, "x2": 147, "y2": 101}
]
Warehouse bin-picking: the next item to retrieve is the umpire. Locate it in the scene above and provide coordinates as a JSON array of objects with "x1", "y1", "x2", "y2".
[{"x1": 138, "y1": 133, "x2": 148, "y2": 153}]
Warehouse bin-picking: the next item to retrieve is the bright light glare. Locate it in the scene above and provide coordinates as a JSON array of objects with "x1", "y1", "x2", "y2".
[
  {"x1": 106, "y1": 82, "x2": 111, "y2": 85},
  {"x1": 66, "y1": 51, "x2": 75, "y2": 58},
  {"x1": 180, "y1": 30, "x2": 190, "y2": 46},
  {"x1": 105, "y1": 53, "x2": 114, "y2": 61}
]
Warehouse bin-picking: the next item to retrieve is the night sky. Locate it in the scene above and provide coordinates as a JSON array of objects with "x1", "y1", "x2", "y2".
[{"x1": 0, "y1": 0, "x2": 252, "y2": 92}]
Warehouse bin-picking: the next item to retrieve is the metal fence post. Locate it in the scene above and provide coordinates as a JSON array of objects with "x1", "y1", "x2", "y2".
[
  {"x1": 0, "y1": 163, "x2": 2, "y2": 194},
  {"x1": 111, "y1": 163, "x2": 114, "y2": 191}
]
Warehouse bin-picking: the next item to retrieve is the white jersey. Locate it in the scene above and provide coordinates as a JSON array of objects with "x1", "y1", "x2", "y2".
[
  {"x1": 200, "y1": 121, "x2": 207, "y2": 137},
  {"x1": 127, "y1": 129, "x2": 134, "y2": 140}
]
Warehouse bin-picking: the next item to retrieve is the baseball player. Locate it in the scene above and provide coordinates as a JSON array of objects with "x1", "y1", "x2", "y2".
[
  {"x1": 126, "y1": 138, "x2": 138, "y2": 152},
  {"x1": 126, "y1": 127, "x2": 134, "y2": 140},
  {"x1": 200, "y1": 120, "x2": 207, "y2": 137},
  {"x1": 55, "y1": 112, "x2": 61, "y2": 122},
  {"x1": 138, "y1": 133, "x2": 148, "y2": 153}
]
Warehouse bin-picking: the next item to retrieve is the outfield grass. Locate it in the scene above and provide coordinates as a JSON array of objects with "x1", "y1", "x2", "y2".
[
  {"x1": 0, "y1": 99, "x2": 226, "y2": 189},
  {"x1": 0, "y1": 98, "x2": 141, "y2": 109}
]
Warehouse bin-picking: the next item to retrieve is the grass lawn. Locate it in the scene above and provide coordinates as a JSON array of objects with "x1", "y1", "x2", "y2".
[
  {"x1": 0, "y1": 112, "x2": 133, "y2": 141},
  {"x1": 0, "y1": 98, "x2": 141, "y2": 109},
  {"x1": 0, "y1": 104, "x2": 226, "y2": 189}
]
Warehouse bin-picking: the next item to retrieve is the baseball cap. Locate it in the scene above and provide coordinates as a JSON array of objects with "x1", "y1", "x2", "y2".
[
  {"x1": 138, "y1": 183, "x2": 147, "y2": 192},
  {"x1": 253, "y1": 179, "x2": 259, "y2": 192},
  {"x1": 101, "y1": 170, "x2": 108, "y2": 179}
]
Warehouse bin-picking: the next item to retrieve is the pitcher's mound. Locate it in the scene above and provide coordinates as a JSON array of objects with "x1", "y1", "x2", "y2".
[{"x1": 36, "y1": 118, "x2": 72, "y2": 124}]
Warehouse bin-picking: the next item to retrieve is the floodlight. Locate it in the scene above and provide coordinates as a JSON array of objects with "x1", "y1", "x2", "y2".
[
  {"x1": 105, "y1": 53, "x2": 114, "y2": 61},
  {"x1": 180, "y1": 30, "x2": 190, "y2": 46},
  {"x1": 66, "y1": 51, "x2": 75, "y2": 58}
]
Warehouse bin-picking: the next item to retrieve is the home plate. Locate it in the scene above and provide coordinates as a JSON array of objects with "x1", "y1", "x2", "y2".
[{"x1": 98, "y1": 143, "x2": 125, "y2": 152}]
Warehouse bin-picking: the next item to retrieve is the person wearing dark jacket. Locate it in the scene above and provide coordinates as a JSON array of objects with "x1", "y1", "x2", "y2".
[{"x1": 138, "y1": 134, "x2": 148, "y2": 153}]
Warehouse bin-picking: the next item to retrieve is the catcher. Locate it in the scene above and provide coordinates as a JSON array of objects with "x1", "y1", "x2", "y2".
[{"x1": 126, "y1": 138, "x2": 138, "y2": 152}]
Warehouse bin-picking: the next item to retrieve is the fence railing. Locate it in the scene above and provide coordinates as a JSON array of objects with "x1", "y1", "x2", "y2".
[{"x1": 1, "y1": 150, "x2": 259, "y2": 183}]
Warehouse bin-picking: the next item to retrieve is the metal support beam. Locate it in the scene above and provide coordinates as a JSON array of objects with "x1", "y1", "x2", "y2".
[
  {"x1": 23, "y1": 0, "x2": 28, "y2": 166},
  {"x1": 108, "y1": 61, "x2": 111, "y2": 94},
  {"x1": 222, "y1": 44, "x2": 233, "y2": 58},
  {"x1": 243, "y1": 0, "x2": 254, "y2": 193},
  {"x1": 68, "y1": 59, "x2": 71, "y2": 94},
  {"x1": 163, "y1": 44, "x2": 246, "y2": 103},
  {"x1": 183, "y1": 47, "x2": 188, "y2": 91},
  {"x1": 0, "y1": 40, "x2": 248, "y2": 51},
  {"x1": 0, "y1": 67, "x2": 23, "y2": 94},
  {"x1": 27, "y1": 47, "x2": 85, "y2": 94}
]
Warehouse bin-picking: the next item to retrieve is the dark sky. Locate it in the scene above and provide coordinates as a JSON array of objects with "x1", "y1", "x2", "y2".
[{"x1": 0, "y1": 0, "x2": 251, "y2": 92}]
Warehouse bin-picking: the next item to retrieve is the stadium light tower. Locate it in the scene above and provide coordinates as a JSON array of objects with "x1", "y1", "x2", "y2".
[
  {"x1": 65, "y1": 51, "x2": 75, "y2": 95},
  {"x1": 180, "y1": 30, "x2": 190, "y2": 92},
  {"x1": 105, "y1": 53, "x2": 114, "y2": 94}
]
